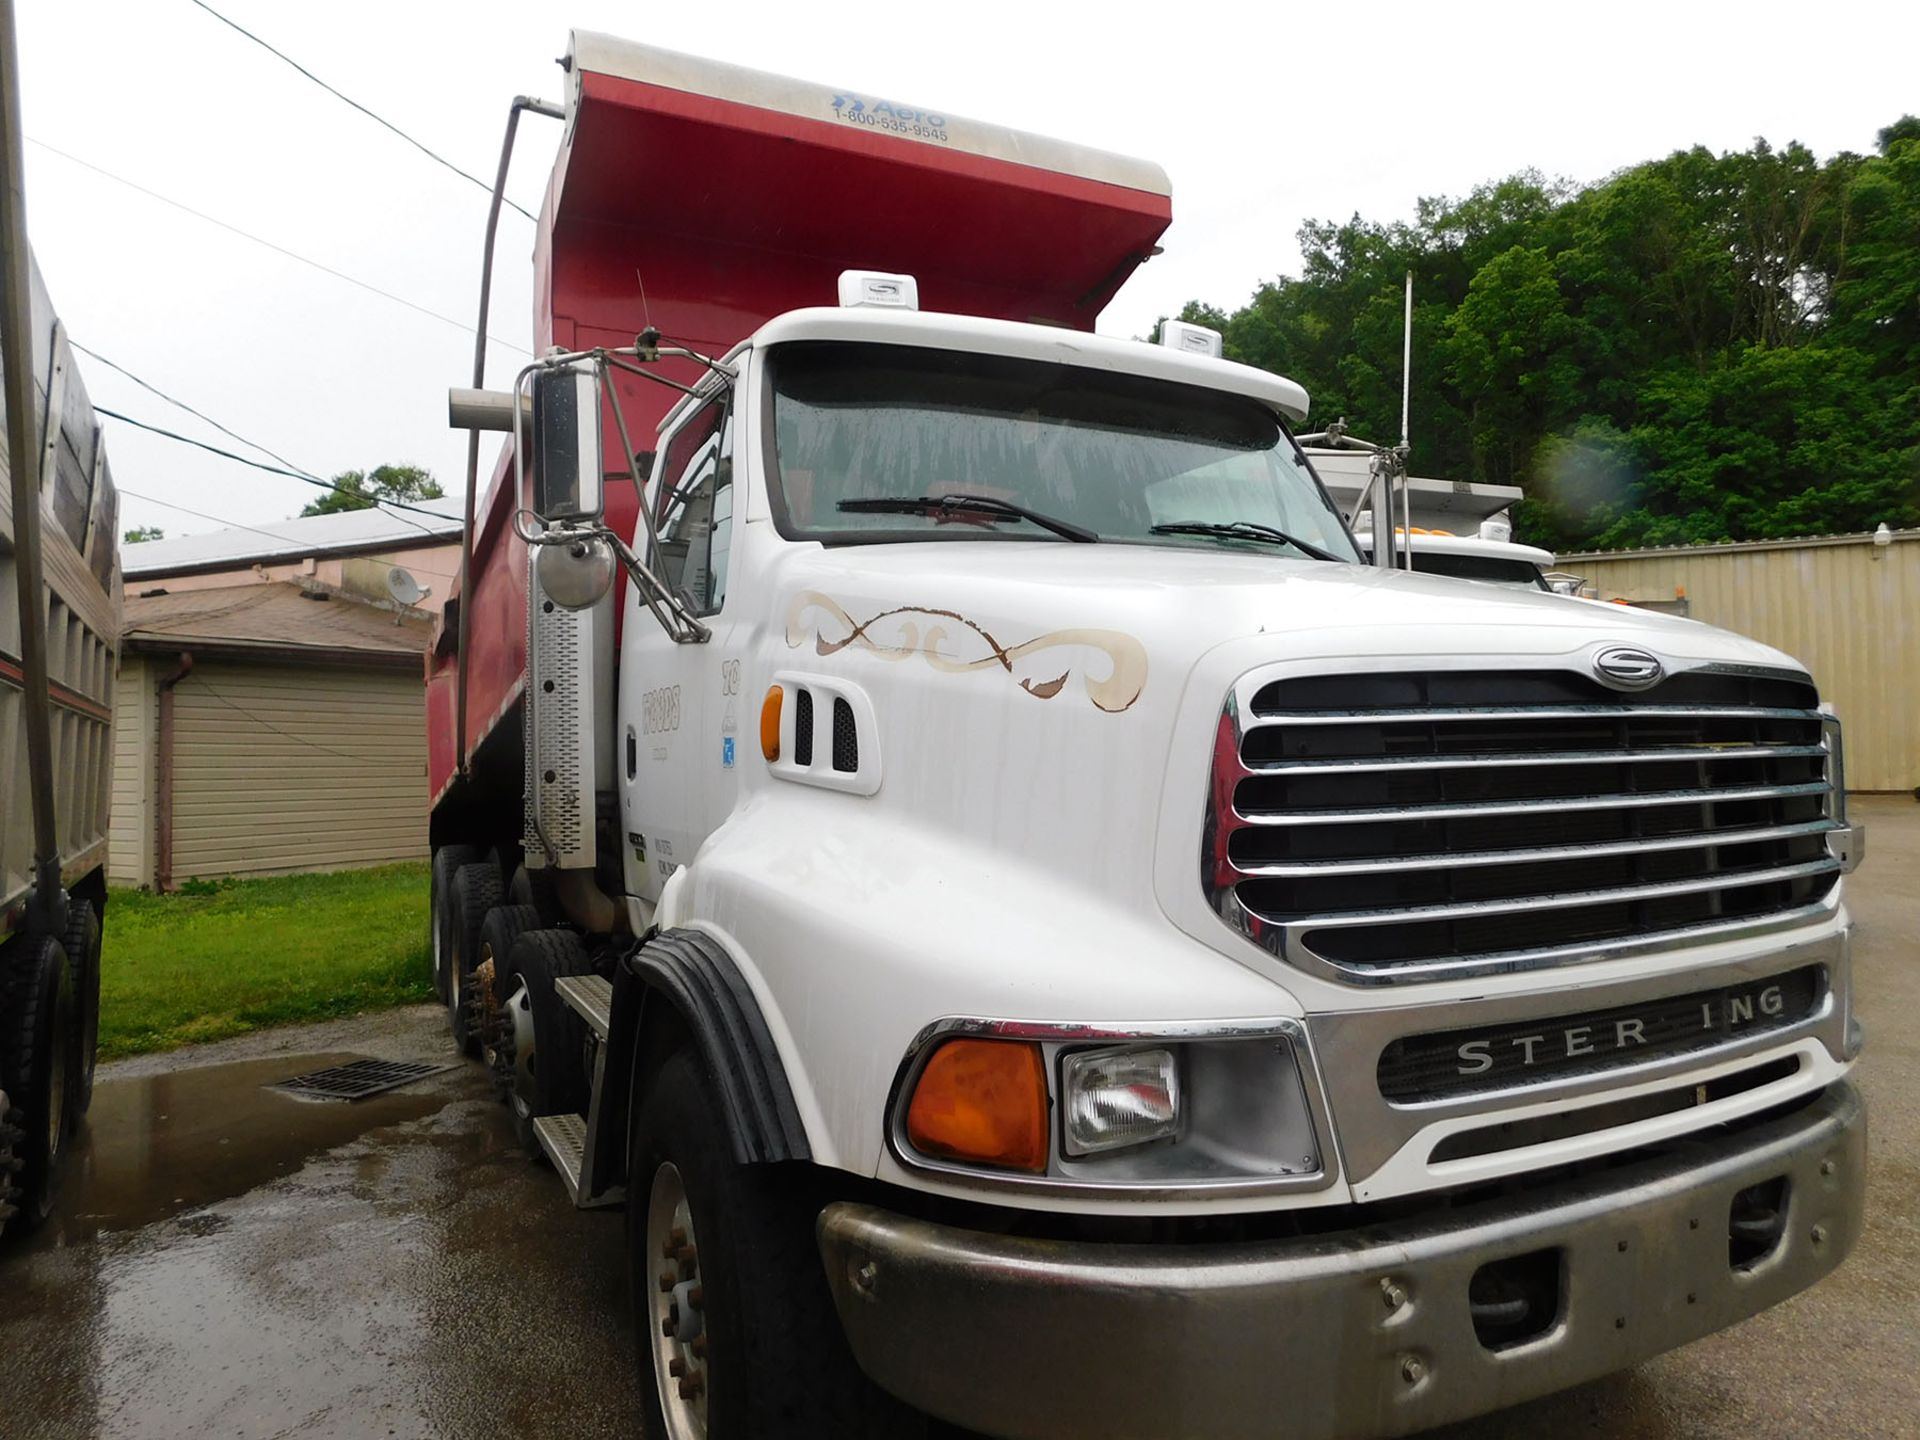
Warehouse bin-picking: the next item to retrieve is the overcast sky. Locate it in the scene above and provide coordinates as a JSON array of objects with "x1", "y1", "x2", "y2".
[{"x1": 16, "y1": 0, "x2": 1917, "y2": 541}]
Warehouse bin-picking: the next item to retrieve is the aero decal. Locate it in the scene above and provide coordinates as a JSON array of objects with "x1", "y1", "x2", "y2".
[{"x1": 783, "y1": 591, "x2": 1147, "y2": 714}]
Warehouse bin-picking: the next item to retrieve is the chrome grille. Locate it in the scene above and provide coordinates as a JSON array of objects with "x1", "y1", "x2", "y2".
[{"x1": 1205, "y1": 666, "x2": 1843, "y2": 982}]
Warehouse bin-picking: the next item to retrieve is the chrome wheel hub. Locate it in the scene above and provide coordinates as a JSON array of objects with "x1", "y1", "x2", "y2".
[{"x1": 646, "y1": 1161, "x2": 708, "y2": 1439}]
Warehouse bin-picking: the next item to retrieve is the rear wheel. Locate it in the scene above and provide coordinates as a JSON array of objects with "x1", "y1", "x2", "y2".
[
  {"x1": 497, "y1": 928, "x2": 594, "y2": 1155},
  {"x1": 507, "y1": 864, "x2": 561, "y2": 925},
  {"x1": 474, "y1": 904, "x2": 541, "y2": 1106},
  {"x1": 447, "y1": 863, "x2": 503, "y2": 1057},
  {"x1": 1, "y1": 935, "x2": 77, "y2": 1233},
  {"x1": 429, "y1": 844, "x2": 484, "y2": 1003},
  {"x1": 628, "y1": 1047, "x2": 921, "y2": 1440},
  {"x1": 63, "y1": 899, "x2": 102, "y2": 1126}
]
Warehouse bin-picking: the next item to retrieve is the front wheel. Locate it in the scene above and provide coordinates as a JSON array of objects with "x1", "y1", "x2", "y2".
[{"x1": 628, "y1": 1048, "x2": 920, "y2": 1440}]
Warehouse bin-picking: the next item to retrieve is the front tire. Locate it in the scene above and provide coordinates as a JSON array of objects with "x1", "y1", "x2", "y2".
[{"x1": 628, "y1": 1047, "x2": 920, "y2": 1440}]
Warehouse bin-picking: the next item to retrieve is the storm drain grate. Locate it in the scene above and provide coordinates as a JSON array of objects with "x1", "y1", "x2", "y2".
[{"x1": 271, "y1": 1058, "x2": 452, "y2": 1101}]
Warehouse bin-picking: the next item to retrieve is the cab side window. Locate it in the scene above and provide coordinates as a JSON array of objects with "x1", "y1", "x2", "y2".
[{"x1": 654, "y1": 400, "x2": 734, "y2": 615}]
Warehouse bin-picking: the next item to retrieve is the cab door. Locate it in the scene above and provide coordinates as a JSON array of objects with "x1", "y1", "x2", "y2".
[{"x1": 618, "y1": 393, "x2": 737, "y2": 909}]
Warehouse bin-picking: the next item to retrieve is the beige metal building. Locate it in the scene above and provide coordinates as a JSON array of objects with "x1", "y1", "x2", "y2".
[
  {"x1": 1563, "y1": 528, "x2": 1919, "y2": 793},
  {"x1": 110, "y1": 582, "x2": 431, "y2": 888}
]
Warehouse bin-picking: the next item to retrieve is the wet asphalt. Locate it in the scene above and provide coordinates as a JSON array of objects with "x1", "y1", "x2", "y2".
[{"x1": 1, "y1": 794, "x2": 1915, "y2": 1440}]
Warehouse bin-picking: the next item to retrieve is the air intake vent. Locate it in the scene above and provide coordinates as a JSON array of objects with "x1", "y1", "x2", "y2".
[
  {"x1": 832, "y1": 697, "x2": 859, "y2": 772},
  {"x1": 795, "y1": 689, "x2": 814, "y2": 767},
  {"x1": 1205, "y1": 665, "x2": 1841, "y2": 982}
]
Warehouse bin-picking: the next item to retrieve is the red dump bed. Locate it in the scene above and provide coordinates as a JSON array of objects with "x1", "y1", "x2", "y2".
[{"x1": 427, "y1": 32, "x2": 1172, "y2": 808}]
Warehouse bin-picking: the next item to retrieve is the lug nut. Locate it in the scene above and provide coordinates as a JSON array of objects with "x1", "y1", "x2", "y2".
[
  {"x1": 1380, "y1": 1278, "x2": 1407, "y2": 1311},
  {"x1": 687, "y1": 1285, "x2": 704, "y2": 1311},
  {"x1": 661, "y1": 1314, "x2": 677, "y2": 1338},
  {"x1": 658, "y1": 1271, "x2": 676, "y2": 1293},
  {"x1": 674, "y1": 1244, "x2": 698, "y2": 1267},
  {"x1": 678, "y1": 1375, "x2": 705, "y2": 1401},
  {"x1": 691, "y1": 1335, "x2": 707, "y2": 1358},
  {"x1": 669, "y1": 1358, "x2": 685, "y2": 1378},
  {"x1": 1401, "y1": 1356, "x2": 1425, "y2": 1385}
]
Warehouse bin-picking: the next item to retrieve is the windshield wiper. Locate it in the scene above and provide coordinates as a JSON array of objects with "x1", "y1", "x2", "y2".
[
  {"x1": 838, "y1": 493, "x2": 1098, "y2": 543},
  {"x1": 1149, "y1": 520, "x2": 1343, "y2": 563}
]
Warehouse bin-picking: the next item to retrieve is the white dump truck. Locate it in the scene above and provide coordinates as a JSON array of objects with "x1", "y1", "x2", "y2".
[{"x1": 426, "y1": 32, "x2": 1867, "y2": 1439}]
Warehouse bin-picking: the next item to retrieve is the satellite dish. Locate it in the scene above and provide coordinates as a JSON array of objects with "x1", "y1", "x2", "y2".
[{"x1": 385, "y1": 566, "x2": 430, "y2": 607}]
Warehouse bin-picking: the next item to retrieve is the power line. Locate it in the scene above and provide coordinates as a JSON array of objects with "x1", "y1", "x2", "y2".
[
  {"x1": 184, "y1": 0, "x2": 537, "y2": 223},
  {"x1": 117, "y1": 486, "x2": 459, "y2": 580},
  {"x1": 28, "y1": 137, "x2": 530, "y2": 356},
  {"x1": 97, "y1": 405, "x2": 456, "y2": 524},
  {"x1": 73, "y1": 341, "x2": 306, "y2": 475},
  {"x1": 81, "y1": 345, "x2": 452, "y2": 537}
]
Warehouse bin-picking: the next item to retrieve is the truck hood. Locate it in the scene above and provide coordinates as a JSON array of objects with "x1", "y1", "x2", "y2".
[
  {"x1": 771, "y1": 540, "x2": 1801, "y2": 683},
  {"x1": 759, "y1": 539, "x2": 1809, "y2": 984}
]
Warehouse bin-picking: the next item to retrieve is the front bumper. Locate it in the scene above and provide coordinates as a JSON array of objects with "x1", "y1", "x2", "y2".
[{"x1": 819, "y1": 1082, "x2": 1864, "y2": 1440}]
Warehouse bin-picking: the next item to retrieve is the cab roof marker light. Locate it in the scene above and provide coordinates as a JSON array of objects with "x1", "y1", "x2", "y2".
[
  {"x1": 838, "y1": 270, "x2": 920, "y2": 310},
  {"x1": 1158, "y1": 320, "x2": 1223, "y2": 358}
]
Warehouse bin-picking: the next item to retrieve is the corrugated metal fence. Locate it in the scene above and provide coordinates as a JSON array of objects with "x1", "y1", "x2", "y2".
[{"x1": 1562, "y1": 530, "x2": 1919, "y2": 792}]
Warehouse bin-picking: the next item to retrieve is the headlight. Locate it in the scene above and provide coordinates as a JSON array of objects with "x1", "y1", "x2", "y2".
[
  {"x1": 1061, "y1": 1045, "x2": 1179, "y2": 1156},
  {"x1": 891, "y1": 1022, "x2": 1328, "y2": 1194}
]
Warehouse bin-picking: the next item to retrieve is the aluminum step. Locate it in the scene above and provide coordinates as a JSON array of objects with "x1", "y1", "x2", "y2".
[
  {"x1": 534, "y1": 1112, "x2": 590, "y2": 1203},
  {"x1": 555, "y1": 973, "x2": 613, "y2": 1041}
]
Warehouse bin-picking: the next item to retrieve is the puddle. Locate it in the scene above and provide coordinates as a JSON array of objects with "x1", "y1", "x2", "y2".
[{"x1": 21, "y1": 1052, "x2": 450, "y2": 1248}]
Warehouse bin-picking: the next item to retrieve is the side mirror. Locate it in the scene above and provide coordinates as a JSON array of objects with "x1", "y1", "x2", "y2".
[{"x1": 530, "y1": 362, "x2": 604, "y2": 523}]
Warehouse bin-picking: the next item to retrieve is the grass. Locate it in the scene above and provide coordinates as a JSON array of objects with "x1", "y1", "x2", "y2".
[{"x1": 99, "y1": 862, "x2": 434, "y2": 1059}]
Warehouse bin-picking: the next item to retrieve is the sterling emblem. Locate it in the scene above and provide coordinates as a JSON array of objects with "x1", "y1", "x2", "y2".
[{"x1": 1592, "y1": 645, "x2": 1665, "y2": 691}]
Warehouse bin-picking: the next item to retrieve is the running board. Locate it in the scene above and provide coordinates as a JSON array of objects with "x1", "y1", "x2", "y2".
[
  {"x1": 555, "y1": 973, "x2": 613, "y2": 1041},
  {"x1": 542, "y1": 970, "x2": 624, "y2": 1210},
  {"x1": 534, "y1": 1113, "x2": 590, "y2": 1202}
]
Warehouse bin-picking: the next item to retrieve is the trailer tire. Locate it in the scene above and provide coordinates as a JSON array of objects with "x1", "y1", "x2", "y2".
[
  {"x1": 498, "y1": 928, "x2": 594, "y2": 1155},
  {"x1": 430, "y1": 844, "x2": 485, "y2": 1003},
  {"x1": 63, "y1": 900, "x2": 102, "y2": 1126},
  {"x1": 447, "y1": 863, "x2": 503, "y2": 1057},
  {"x1": 629, "y1": 1047, "x2": 922, "y2": 1440},
  {"x1": 1, "y1": 935, "x2": 77, "y2": 1234}
]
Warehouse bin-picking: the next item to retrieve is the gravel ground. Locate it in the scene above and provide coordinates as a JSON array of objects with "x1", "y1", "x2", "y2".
[{"x1": 1, "y1": 794, "x2": 1913, "y2": 1439}]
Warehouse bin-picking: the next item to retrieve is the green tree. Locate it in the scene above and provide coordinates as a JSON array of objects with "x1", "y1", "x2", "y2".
[
  {"x1": 300, "y1": 464, "x2": 443, "y2": 517},
  {"x1": 123, "y1": 524, "x2": 164, "y2": 543},
  {"x1": 1172, "y1": 120, "x2": 1920, "y2": 550}
]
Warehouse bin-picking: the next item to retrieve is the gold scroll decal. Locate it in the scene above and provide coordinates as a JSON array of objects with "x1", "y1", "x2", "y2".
[{"x1": 784, "y1": 591, "x2": 1148, "y2": 714}]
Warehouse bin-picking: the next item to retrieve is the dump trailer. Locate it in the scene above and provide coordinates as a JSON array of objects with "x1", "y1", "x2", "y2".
[
  {"x1": 428, "y1": 32, "x2": 1868, "y2": 1439},
  {"x1": 0, "y1": 254, "x2": 117, "y2": 1239}
]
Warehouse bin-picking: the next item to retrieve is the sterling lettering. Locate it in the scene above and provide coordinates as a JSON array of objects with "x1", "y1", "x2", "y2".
[{"x1": 1455, "y1": 985, "x2": 1786, "y2": 1075}]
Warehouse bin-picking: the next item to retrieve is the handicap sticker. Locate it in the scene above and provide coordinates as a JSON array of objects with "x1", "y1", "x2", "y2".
[{"x1": 722, "y1": 736, "x2": 735, "y2": 769}]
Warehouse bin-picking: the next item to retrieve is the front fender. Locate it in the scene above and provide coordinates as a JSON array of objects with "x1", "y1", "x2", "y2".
[{"x1": 665, "y1": 787, "x2": 1306, "y2": 1202}]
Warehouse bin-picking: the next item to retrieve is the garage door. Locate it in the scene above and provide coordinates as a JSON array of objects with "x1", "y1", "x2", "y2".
[{"x1": 171, "y1": 659, "x2": 428, "y2": 880}]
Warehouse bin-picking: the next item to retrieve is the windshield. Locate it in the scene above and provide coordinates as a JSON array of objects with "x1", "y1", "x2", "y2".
[{"x1": 765, "y1": 341, "x2": 1360, "y2": 562}]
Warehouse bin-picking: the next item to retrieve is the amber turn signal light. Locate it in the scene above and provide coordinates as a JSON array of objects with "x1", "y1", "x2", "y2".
[
  {"x1": 905, "y1": 1038, "x2": 1049, "y2": 1173},
  {"x1": 760, "y1": 686, "x2": 783, "y2": 761}
]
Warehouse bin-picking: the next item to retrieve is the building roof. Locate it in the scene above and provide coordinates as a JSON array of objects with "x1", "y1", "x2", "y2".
[
  {"x1": 123, "y1": 582, "x2": 430, "y2": 666},
  {"x1": 122, "y1": 500, "x2": 464, "y2": 579}
]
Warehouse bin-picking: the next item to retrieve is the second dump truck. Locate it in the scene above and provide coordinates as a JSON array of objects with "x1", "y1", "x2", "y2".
[{"x1": 427, "y1": 32, "x2": 1866, "y2": 1439}]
